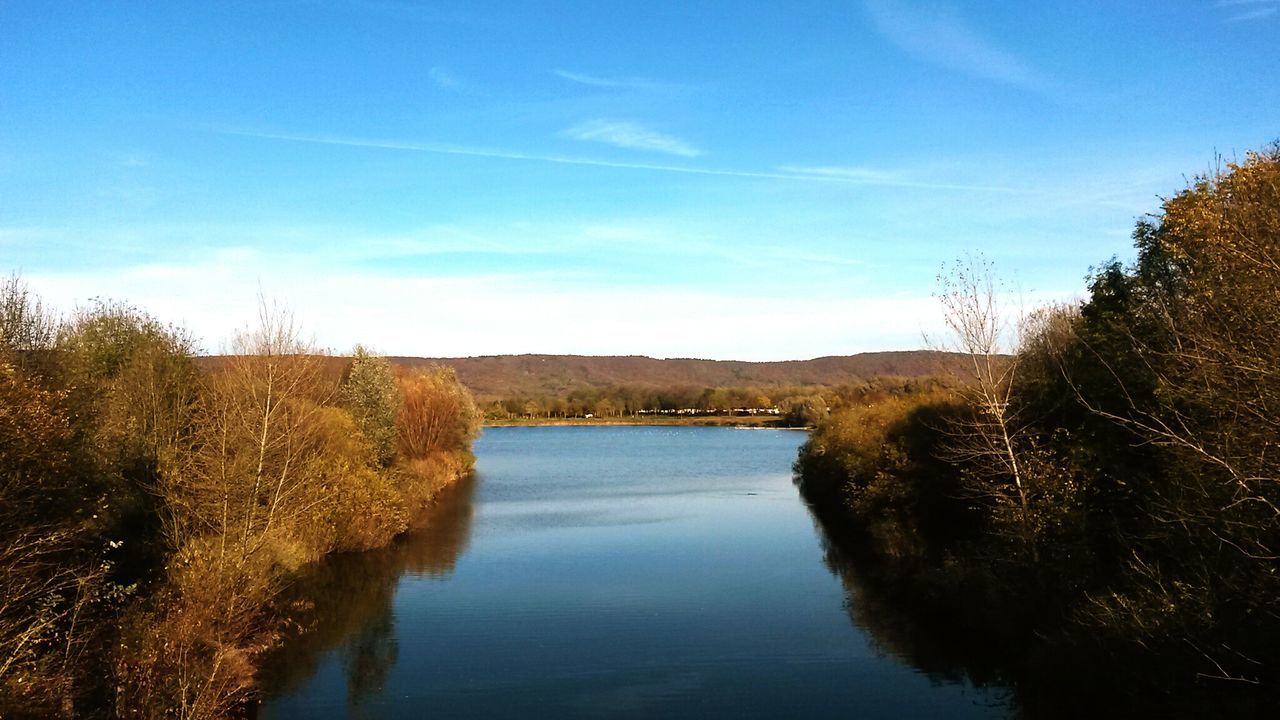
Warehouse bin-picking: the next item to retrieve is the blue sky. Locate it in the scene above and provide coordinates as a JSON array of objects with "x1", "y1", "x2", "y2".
[{"x1": 2, "y1": 1, "x2": 1277, "y2": 359}]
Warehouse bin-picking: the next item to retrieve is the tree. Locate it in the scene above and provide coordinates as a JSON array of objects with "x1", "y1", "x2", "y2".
[
  {"x1": 0, "y1": 360, "x2": 100, "y2": 711},
  {"x1": 0, "y1": 285, "x2": 169, "y2": 713},
  {"x1": 932, "y1": 254, "x2": 1041, "y2": 555},
  {"x1": 342, "y1": 346, "x2": 400, "y2": 467},
  {"x1": 397, "y1": 366, "x2": 478, "y2": 460},
  {"x1": 0, "y1": 274, "x2": 58, "y2": 372},
  {"x1": 780, "y1": 394, "x2": 828, "y2": 427},
  {"x1": 1061, "y1": 148, "x2": 1280, "y2": 679},
  {"x1": 158, "y1": 300, "x2": 333, "y2": 561},
  {"x1": 57, "y1": 300, "x2": 201, "y2": 497},
  {"x1": 592, "y1": 396, "x2": 618, "y2": 419}
]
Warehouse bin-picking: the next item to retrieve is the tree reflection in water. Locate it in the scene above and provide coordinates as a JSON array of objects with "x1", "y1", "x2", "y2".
[
  {"x1": 806, "y1": 512, "x2": 1016, "y2": 705},
  {"x1": 804, "y1": 506, "x2": 1276, "y2": 720},
  {"x1": 255, "y1": 472, "x2": 477, "y2": 714}
]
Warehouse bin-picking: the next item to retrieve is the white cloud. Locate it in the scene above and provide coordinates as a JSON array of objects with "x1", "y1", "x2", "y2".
[
  {"x1": 20, "y1": 252, "x2": 950, "y2": 360},
  {"x1": 552, "y1": 69, "x2": 687, "y2": 92},
  {"x1": 560, "y1": 120, "x2": 703, "y2": 158},
  {"x1": 863, "y1": 0, "x2": 1056, "y2": 95}
]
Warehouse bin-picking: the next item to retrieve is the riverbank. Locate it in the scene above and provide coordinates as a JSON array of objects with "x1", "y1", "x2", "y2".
[
  {"x1": 796, "y1": 392, "x2": 1280, "y2": 717},
  {"x1": 111, "y1": 355, "x2": 482, "y2": 720},
  {"x1": 484, "y1": 415, "x2": 793, "y2": 428},
  {"x1": 0, "y1": 284, "x2": 482, "y2": 720},
  {"x1": 793, "y1": 148, "x2": 1280, "y2": 714}
]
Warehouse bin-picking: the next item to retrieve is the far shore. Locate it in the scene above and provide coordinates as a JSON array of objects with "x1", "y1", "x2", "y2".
[{"x1": 482, "y1": 415, "x2": 809, "y2": 429}]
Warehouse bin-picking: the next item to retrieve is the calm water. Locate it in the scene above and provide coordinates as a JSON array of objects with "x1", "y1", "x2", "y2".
[{"x1": 257, "y1": 426, "x2": 1011, "y2": 718}]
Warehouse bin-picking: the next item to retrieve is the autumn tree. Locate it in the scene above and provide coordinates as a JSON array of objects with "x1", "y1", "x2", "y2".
[
  {"x1": 397, "y1": 366, "x2": 479, "y2": 459},
  {"x1": 1060, "y1": 147, "x2": 1280, "y2": 679},
  {"x1": 0, "y1": 284, "x2": 187, "y2": 714},
  {"x1": 120, "y1": 302, "x2": 391, "y2": 718},
  {"x1": 780, "y1": 394, "x2": 828, "y2": 427},
  {"x1": 0, "y1": 274, "x2": 58, "y2": 375},
  {"x1": 158, "y1": 301, "x2": 334, "y2": 560},
  {"x1": 0, "y1": 359, "x2": 101, "y2": 713},
  {"x1": 0, "y1": 280, "x2": 482, "y2": 717}
]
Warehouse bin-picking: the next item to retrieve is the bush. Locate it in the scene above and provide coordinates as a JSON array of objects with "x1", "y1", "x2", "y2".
[
  {"x1": 796, "y1": 389, "x2": 975, "y2": 559},
  {"x1": 396, "y1": 367, "x2": 479, "y2": 459}
]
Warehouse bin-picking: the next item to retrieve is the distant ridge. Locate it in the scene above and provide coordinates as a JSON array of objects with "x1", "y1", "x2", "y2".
[{"x1": 387, "y1": 351, "x2": 963, "y2": 401}]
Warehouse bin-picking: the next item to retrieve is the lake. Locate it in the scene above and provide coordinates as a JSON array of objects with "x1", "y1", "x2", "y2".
[{"x1": 256, "y1": 426, "x2": 1011, "y2": 718}]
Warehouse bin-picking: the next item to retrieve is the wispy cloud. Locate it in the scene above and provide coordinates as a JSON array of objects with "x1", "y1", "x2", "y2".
[
  {"x1": 212, "y1": 127, "x2": 1025, "y2": 192},
  {"x1": 216, "y1": 127, "x2": 732, "y2": 177},
  {"x1": 552, "y1": 69, "x2": 687, "y2": 92},
  {"x1": 863, "y1": 0, "x2": 1056, "y2": 95},
  {"x1": 560, "y1": 119, "x2": 702, "y2": 158},
  {"x1": 776, "y1": 165, "x2": 904, "y2": 184},
  {"x1": 428, "y1": 65, "x2": 462, "y2": 89},
  {"x1": 0, "y1": 217, "x2": 858, "y2": 280},
  {"x1": 1229, "y1": 7, "x2": 1278, "y2": 19},
  {"x1": 777, "y1": 164, "x2": 1024, "y2": 193},
  {"x1": 1219, "y1": 0, "x2": 1278, "y2": 22}
]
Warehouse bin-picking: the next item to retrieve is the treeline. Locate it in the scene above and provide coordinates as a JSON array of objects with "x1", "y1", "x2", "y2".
[
  {"x1": 795, "y1": 146, "x2": 1280, "y2": 710},
  {"x1": 484, "y1": 377, "x2": 946, "y2": 426},
  {"x1": 0, "y1": 284, "x2": 478, "y2": 719}
]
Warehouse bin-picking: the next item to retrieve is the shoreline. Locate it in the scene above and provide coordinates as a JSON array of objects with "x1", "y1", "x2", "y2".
[{"x1": 482, "y1": 416, "x2": 805, "y2": 429}]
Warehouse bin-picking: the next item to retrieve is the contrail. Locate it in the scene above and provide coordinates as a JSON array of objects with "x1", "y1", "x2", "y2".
[{"x1": 214, "y1": 128, "x2": 1026, "y2": 193}]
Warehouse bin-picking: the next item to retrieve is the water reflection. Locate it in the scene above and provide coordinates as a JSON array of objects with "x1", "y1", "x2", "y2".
[
  {"x1": 257, "y1": 428, "x2": 1011, "y2": 719},
  {"x1": 803, "y1": 506, "x2": 1280, "y2": 720},
  {"x1": 256, "y1": 472, "x2": 477, "y2": 712},
  {"x1": 806, "y1": 512, "x2": 1015, "y2": 699}
]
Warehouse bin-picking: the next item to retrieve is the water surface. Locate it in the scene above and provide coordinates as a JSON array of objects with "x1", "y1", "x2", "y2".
[{"x1": 258, "y1": 426, "x2": 1009, "y2": 718}]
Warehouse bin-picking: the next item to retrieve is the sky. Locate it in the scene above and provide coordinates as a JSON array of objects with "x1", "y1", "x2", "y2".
[{"x1": 2, "y1": 1, "x2": 1277, "y2": 360}]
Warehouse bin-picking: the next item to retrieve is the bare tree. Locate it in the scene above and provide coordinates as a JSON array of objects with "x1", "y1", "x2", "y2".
[
  {"x1": 160, "y1": 298, "x2": 333, "y2": 561},
  {"x1": 930, "y1": 254, "x2": 1039, "y2": 555},
  {"x1": 129, "y1": 299, "x2": 341, "y2": 719},
  {"x1": 0, "y1": 274, "x2": 58, "y2": 355}
]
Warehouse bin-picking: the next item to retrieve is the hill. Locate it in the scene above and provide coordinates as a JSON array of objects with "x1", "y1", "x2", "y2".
[{"x1": 387, "y1": 351, "x2": 962, "y2": 402}]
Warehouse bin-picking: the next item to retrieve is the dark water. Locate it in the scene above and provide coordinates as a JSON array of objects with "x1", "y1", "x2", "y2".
[{"x1": 257, "y1": 426, "x2": 1012, "y2": 718}]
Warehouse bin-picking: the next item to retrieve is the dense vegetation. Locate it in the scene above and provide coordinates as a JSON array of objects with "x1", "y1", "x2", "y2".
[
  {"x1": 480, "y1": 375, "x2": 958, "y2": 427},
  {"x1": 795, "y1": 146, "x2": 1280, "y2": 713},
  {"x1": 484, "y1": 382, "x2": 816, "y2": 425},
  {"x1": 0, "y1": 286, "x2": 478, "y2": 719}
]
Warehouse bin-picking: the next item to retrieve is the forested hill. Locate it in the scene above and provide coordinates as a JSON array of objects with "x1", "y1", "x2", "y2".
[{"x1": 387, "y1": 351, "x2": 961, "y2": 401}]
